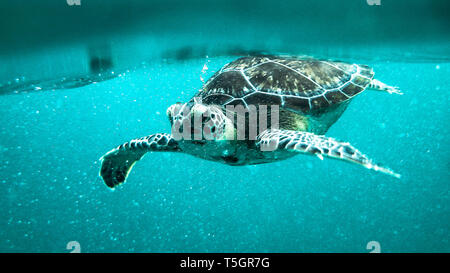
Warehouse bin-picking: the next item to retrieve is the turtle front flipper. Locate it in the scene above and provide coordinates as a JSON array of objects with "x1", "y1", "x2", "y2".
[
  {"x1": 256, "y1": 129, "x2": 400, "y2": 178},
  {"x1": 99, "y1": 133, "x2": 180, "y2": 188}
]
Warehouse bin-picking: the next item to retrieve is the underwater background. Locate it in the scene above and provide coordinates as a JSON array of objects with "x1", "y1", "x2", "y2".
[{"x1": 0, "y1": 0, "x2": 448, "y2": 252}]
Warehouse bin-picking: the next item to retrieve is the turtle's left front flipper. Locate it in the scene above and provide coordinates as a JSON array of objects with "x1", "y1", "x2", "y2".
[
  {"x1": 99, "y1": 133, "x2": 180, "y2": 188},
  {"x1": 256, "y1": 129, "x2": 400, "y2": 178}
]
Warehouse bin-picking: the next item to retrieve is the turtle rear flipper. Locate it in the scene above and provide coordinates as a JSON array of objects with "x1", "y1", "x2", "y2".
[
  {"x1": 369, "y1": 79, "x2": 403, "y2": 95},
  {"x1": 99, "y1": 133, "x2": 179, "y2": 188},
  {"x1": 256, "y1": 129, "x2": 400, "y2": 178}
]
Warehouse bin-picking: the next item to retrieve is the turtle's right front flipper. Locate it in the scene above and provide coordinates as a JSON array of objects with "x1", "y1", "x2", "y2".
[
  {"x1": 99, "y1": 133, "x2": 180, "y2": 188},
  {"x1": 256, "y1": 129, "x2": 400, "y2": 178}
]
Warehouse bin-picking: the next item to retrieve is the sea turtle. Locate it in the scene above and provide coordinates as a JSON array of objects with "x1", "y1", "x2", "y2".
[{"x1": 99, "y1": 55, "x2": 402, "y2": 188}]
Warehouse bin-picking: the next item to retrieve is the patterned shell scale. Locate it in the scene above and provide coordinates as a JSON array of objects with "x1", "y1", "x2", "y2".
[{"x1": 194, "y1": 56, "x2": 375, "y2": 112}]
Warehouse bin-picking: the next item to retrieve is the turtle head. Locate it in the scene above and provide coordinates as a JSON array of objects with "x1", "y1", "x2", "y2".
[{"x1": 166, "y1": 99, "x2": 234, "y2": 141}]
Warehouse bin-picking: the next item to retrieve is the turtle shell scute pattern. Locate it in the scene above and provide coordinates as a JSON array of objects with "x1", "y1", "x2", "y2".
[{"x1": 195, "y1": 56, "x2": 375, "y2": 112}]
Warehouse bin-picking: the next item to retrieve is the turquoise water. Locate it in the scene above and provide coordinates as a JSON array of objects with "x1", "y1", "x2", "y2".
[
  {"x1": 0, "y1": 0, "x2": 449, "y2": 253},
  {"x1": 0, "y1": 57, "x2": 448, "y2": 252}
]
